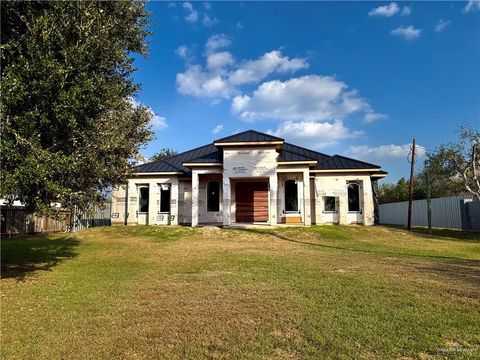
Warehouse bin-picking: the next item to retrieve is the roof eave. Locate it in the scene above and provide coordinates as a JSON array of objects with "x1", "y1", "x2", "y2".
[
  {"x1": 183, "y1": 163, "x2": 223, "y2": 167},
  {"x1": 134, "y1": 171, "x2": 183, "y2": 176},
  {"x1": 311, "y1": 168, "x2": 381, "y2": 173},
  {"x1": 213, "y1": 141, "x2": 284, "y2": 146}
]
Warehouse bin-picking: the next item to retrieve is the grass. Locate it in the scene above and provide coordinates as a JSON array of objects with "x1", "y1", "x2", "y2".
[{"x1": 1, "y1": 225, "x2": 479, "y2": 359}]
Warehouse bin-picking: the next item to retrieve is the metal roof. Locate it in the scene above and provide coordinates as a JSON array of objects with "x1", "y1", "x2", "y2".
[
  {"x1": 214, "y1": 129, "x2": 284, "y2": 143},
  {"x1": 135, "y1": 143, "x2": 219, "y2": 174},
  {"x1": 134, "y1": 130, "x2": 383, "y2": 175},
  {"x1": 315, "y1": 155, "x2": 380, "y2": 170}
]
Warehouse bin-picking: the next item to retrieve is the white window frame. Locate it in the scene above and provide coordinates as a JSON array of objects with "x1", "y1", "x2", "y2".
[{"x1": 347, "y1": 181, "x2": 361, "y2": 213}]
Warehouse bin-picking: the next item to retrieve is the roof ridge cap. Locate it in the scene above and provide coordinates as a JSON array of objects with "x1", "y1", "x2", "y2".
[{"x1": 214, "y1": 129, "x2": 284, "y2": 142}]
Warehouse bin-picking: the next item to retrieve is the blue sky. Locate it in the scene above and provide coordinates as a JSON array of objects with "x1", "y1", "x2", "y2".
[{"x1": 132, "y1": 1, "x2": 480, "y2": 182}]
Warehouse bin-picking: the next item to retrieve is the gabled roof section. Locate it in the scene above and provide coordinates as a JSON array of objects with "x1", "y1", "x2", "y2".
[
  {"x1": 135, "y1": 160, "x2": 181, "y2": 173},
  {"x1": 281, "y1": 143, "x2": 330, "y2": 163},
  {"x1": 184, "y1": 151, "x2": 222, "y2": 164},
  {"x1": 315, "y1": 155, "x2": 380, "y2": 170},
  {"x1": 214, "y1": 129, "x2": 284, "y2": 145},
  {"x1": 134, "y1": 143, "x2": 219, "y2": 174}
]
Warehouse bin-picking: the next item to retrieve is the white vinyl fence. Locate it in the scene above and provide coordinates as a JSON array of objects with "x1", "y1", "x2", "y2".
[{"x1": 379, "y1": 195, "x2": 474, "y2": 230}]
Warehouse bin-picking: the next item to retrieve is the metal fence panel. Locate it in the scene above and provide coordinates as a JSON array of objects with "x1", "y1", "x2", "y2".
[
  {"x1": 379, "y1": 195, "x2": 474, "y2": 229},
  {"x1": 72, "y1": 203, "x2": 112, "y2": 232},
  {"x1": 1, "y1": 203, "x2": 112, "y2": 235}
]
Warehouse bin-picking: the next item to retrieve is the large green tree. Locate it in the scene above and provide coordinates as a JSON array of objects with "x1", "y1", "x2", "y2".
[
  {"x1": 422, "y1": 124, "x2": 480, "y2": 200},
  {"x1": 1, "y1": 1, "x2": 153, "y2": 213},
  {"x1": 150, "y1": 148, "x2": 178, "y2": 162}
]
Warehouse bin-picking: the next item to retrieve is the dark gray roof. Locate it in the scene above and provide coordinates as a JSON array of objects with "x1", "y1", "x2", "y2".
[
  {"x1": 135, "y1": 143, "x2": 219, "y2": 174},
  {"x1": 214, "y1": 129, "x2": 284, "y2": 143},
  {"x1": 315, "y1": 155, "x2": 380, "y2": 170},
  {"x1": 280, "y1": 143, "x2": 330, "y2": 163},
  {"x1": 186, "y1": 152, "x2": 222, "y2": 163},
  {"x1": 135, "y1": 130, "x2": 383, "y2": 175}
]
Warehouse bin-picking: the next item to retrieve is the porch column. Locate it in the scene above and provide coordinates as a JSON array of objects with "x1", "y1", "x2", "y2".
[
  {"x1": 338, "y1": 195, "x2": 348, "y2": 225},
  {"x1": 269, "y1": 174, "x2": 277, "y2": 226},
  {"x1": 314, "y1": 177, "x2": 323, "y2": 224},
  {"x1": 303, "y1": 170, "x2": 312, "y2": 226},
  {"x1": 372, "y1": 179, "x2": 379, "y2": 225},
  {"x1": 148, "y1": 182, "x2": 158, "y2": 225},
  {"x1": 192, "y1": 171, "x2": 199, "y2": 227},
  {"x1": 171, "y1": 178, "x2": 179, "y2": 225},
  {"x1": 127, "y1": 180, "x2": 137, "y2": 225},
  {"x1": 223, "y1": 176, "x2": 231, "y2": 226}
]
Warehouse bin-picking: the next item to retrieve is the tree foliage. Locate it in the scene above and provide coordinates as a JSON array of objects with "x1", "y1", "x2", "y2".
[
  {"x1": 423, "y1": 124, "x2": 480, "y2": 200},
  {"x1": 1, "y1": 1, "x2": 153, "y2": 213},
  {"x1": 150, "y1": 148, "x2": 178, "y2": 162},
  {"x1": 378, "y1": 178, "x2": 420, "y2": 204},
  {"x1": 379, "y1": 124, "x2": 479, "y2": 203}
]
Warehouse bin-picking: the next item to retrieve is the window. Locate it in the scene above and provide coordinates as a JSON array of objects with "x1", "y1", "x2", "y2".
[
  {"x1": 324, "y1": 197, "x2": 336, "y2": 212},
  {"x1": 348, "y1": 182, "x2": 360, "y2": 212},
  {"x1": 207, "y1": 181, "x2": 220, "y2": 212},
  {"x1": 138, "y1": 186, "x2": 149, "y2": 213},
  {"x1": 160, "y1": 184, "x2": 171, "y2": 213},
  {"x1": 285, "y1": 180, "x2": 298, "y2": 212}
]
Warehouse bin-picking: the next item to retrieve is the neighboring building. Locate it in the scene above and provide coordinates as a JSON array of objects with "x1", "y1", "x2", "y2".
[{"x1": 111, "y1": 130, "x2": 387, "y2": 227}]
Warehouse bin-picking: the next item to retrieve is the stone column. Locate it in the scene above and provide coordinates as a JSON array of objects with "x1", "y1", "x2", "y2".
[
  {"x1": 148, "y1": 182, "x2": 157, "y2": 225},
  {"x1": 192, "y1": 171, "x2": 199, "y2": 227},
  {"x1": 303, "y1": 170, "x2": 312, "y2": 226},
  {"x1": 314, "y1": 176, "x2": 323, "y2": 225},
  {"x1": 338, "y1": 192, "x2": 348, "y2": 225},
  {"x1": 127, "y1": 180, "x2": 137, "y2": 225},
  {"x1": 362, "y1": 178, "x2": 374, "y2": 226},
  {"x1": 269, "y1": 174, "x2": 277, "y2": 226},
  {"x1": 171, "y1": 178, "x2": 179, "y2": 225},
  {"x1": 371, "y1": 179, "x2": 379, "y2": 225},
  {"x1": 223, "y1": 176, "x2": 231, "y2": 226}
]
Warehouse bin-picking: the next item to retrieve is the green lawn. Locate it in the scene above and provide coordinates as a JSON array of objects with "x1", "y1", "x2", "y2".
[{"x1": 1, "y1": 225, "x2": 479, "y2": 359}]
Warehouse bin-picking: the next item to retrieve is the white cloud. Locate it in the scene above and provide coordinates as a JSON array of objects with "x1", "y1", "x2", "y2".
[
  {"x1": 401, "y1": 6, "x2": 411, "y2": 16},
  {"x1": 363, "y1": 112, "x2": 388, "y2": 123},
  {"x1": 150, "y1": 115, "x2": 168, "y2": 130},
  {"x1": 347, "y1": 144, "x2": 426, "y2": 163},
  {"x1": 464, "y1": 0, "x2": 480, "y2": 13},
  {"x1": 177, "y1": 64, "x2": 233, "y2": 99},
  {"x1": 270, "y1": 120, "x2": 362, "y2": 149},
  {"x1": 204, "y1": 2, "x2": 211, "y2": 10},
  {"x1": 206, "y1": 51, "x2": 234, "y2": 69},
  {"x1": 202, "y1": 13, "x2": 218, "y2": 27},
  {"x1": 228, "y1": 50, "x2": 308, "y2": 86},
  {"x1": 369, "y1": 2, "x2": 400, "y2": 17},
  {"x1": 212, "y1": 124, "x2": 224, "y2": 134},
  {"x1": 390, "y1": 26, "x2": 422, "y2": 40},
  {"x1": 176, "y1": 35, "x2": 308, "y2": 99},
  {"x1": 435, "y1": 19, "x2": 451, "y2": 32},
  {"x1": 129, "y1": 98, "x2": 168, "y2": 131},
  {"x1": 175, "y1": 45, "x2": 189, "y2": 59},
  {"x1": 183, "y1": 2, "x2": 198, "y2": 23},
  {"x1": 236, "y1": 22, "x2": 244, "y2": 30},
  {"x1": 231, "y1": 75, "x2": 371, "y2": 122},
  {"x1": 205, "y1": 34, "x2": 231, "y2": 54}
]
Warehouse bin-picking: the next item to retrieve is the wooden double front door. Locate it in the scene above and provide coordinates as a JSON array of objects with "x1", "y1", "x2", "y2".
[{"x1": 235, "y1": 182, "x2": 269, "y2": 222}]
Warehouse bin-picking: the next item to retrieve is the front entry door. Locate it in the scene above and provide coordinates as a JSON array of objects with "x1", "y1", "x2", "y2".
[{"x1": 235, "y1": 182, "x2": 268, "y2": 222}]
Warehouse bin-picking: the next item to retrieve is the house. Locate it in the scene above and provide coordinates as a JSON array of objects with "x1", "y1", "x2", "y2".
[{"x1": 111, "y1": 130, "x2": 387, "y2": 227}]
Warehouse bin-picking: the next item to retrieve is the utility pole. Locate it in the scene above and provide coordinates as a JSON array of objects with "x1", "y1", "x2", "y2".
[{"x1": 407, "y1": 138, "x2": 416, "y2": 231}]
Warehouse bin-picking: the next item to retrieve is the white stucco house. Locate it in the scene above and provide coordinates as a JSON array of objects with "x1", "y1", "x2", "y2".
[{"x1": 111, "y1": 130, "x2": 387, "y2": 227}]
